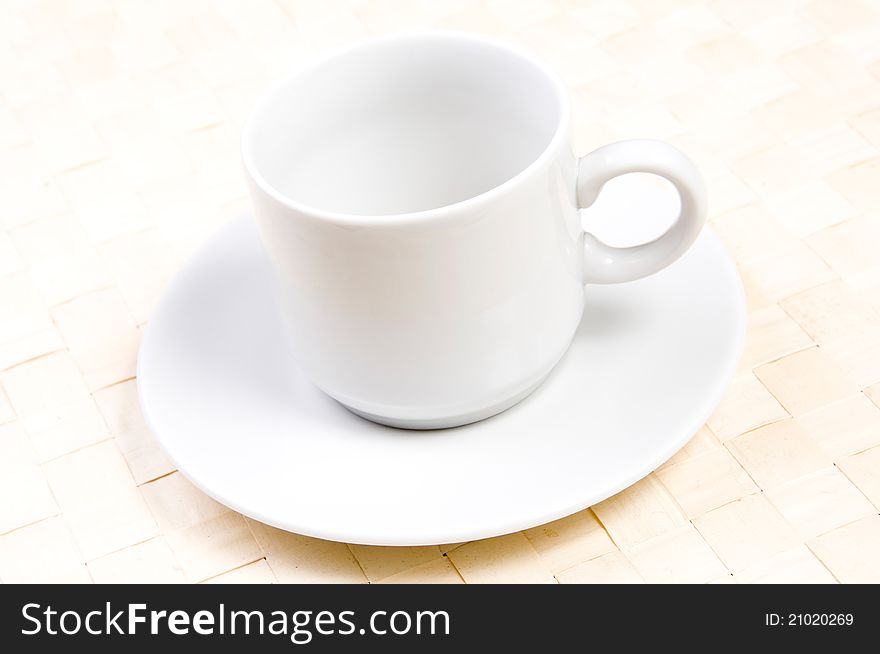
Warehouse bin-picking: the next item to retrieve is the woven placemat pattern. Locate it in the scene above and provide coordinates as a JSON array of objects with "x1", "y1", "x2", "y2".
[{"x1": 1, "y1": 0, "x2": 879, "y2": 584}]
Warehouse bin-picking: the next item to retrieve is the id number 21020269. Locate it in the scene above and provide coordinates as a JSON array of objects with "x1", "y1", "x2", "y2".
[{"x1": 765, "y1": 613, "x2": 854, "y2": 627}]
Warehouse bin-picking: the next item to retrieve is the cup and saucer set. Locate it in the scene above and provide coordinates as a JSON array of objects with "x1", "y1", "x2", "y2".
[{"x1": 138, "y1": 33, "x2": 744, "y2": 546}]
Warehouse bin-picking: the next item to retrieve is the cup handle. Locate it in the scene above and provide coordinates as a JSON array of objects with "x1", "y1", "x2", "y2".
[{"x1": 576, "y1": 139, "x2": 707, "y2": 284}]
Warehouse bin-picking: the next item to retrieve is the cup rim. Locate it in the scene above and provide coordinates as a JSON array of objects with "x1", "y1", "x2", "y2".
[{"x1": 240, "y1": 30, "x2": 571, "y2": 226}]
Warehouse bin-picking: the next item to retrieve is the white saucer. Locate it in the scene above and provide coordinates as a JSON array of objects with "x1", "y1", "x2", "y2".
[{"x1": 138, "y1": 214, "x2": 744, "y2": 546}]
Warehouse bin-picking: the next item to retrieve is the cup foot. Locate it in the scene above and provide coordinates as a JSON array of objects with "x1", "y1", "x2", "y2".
[{"x1": 336, "y1": 372, "x2": 552, "y2": 430}]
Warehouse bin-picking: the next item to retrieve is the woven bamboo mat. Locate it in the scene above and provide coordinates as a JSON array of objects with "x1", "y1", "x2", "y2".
[{"x1": 1, "y1": 0, "x2": 880, "y2": 584}]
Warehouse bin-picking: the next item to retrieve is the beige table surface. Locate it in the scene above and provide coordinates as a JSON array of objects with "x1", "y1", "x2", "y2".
[{"x1": 1, "y1": 0, "x2": 880, "y2": 584}]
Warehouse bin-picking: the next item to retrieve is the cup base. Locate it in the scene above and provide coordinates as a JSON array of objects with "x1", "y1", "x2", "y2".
[{"x1": 335, "y1": 371, "x2": 553, "y2": 430}]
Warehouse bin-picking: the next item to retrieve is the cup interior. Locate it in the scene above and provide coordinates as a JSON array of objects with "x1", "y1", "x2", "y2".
[{"x1": 244, "y1": 34, "x2": 563, "y2": 216}]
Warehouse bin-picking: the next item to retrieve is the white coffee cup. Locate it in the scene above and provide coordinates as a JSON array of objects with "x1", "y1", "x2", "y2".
[{"x1": 242, "y1": 32, "x2": 707, "y2": 429}]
